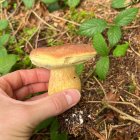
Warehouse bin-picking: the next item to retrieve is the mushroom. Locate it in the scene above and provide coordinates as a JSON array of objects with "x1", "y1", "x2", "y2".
[{"x1": 30, "y1": 44, "x2": 96, "y2": 95}]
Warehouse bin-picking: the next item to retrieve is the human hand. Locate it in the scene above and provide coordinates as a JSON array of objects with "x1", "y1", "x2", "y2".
[{"x1": 0, "y1": 68, "x2": 81, "y2": 140}]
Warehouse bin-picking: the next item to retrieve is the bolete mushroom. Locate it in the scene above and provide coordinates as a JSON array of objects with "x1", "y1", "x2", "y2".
[{"x1": 30, "y1": 44, "x2": 96, "y2": 95}]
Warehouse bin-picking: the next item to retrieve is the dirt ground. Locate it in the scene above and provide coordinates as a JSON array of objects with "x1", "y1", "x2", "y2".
[
  {"x1": 58, "y1": 1, "x2": 140, "y2": 140},
  {"x1": 28, "y1": 0, "x2": 140, "y2": 139}
]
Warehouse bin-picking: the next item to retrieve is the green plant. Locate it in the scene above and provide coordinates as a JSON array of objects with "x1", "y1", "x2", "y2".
[
  {"x1": 76, "y1": 63, "x2": 84, "y2": 75},
  {"x1": 41, "y1": 0, "x2": 58, "y2": 4},
  {"x1": 34, "y1": 117, "x2": 68, "y2": 140},
  {"x1": 79, "y1": 7, "x2": 139, "y2": 80},
  {"x1": 111, "y1": 0, "x2": 140, "y2": 9},
  {"x1": 20, "y1": 0, "x2": 81, "y2": 9},
  {"x1": 22, "y1": 0, "x2": 35, "y2": 9},
  {"x1": 67, "y1": 0, "x2": 80, "y2": 8},
  {"x1": 0, "y1": 19, "x2": 18, "y2": 75}
]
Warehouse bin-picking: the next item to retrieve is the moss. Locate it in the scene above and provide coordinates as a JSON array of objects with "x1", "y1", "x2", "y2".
[
  {"x1": 128, "y1": 83, "x2": 136, "y2": 93},
  {"x1": 68, "y1": 9, "x2": 95, "y2": 23},
  {"x1": 47, "y1": 38, "x2": 64, "y2": 46},
  {"x1": 66, "y1": 9, "x2": 94, "y2": 35}
]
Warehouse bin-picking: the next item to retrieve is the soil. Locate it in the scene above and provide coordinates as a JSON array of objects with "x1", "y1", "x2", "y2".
[
  {"x1": 31, "y1": 0, "x2": 140, "y2": 139},
  {"x1": 58, "y1": 1, "x2": 140, "y2": 140}
]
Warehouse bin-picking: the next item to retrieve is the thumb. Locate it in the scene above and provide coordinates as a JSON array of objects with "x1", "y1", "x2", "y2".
[{"x1": 28, "y1": 89, "x2": 81, "y2": 125}]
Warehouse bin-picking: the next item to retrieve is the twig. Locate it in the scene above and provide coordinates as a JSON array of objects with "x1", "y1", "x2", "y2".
[
  {"x1": 8, "y1": 1, "x2": 22, "y2": 19},
  {"x1": 4, "y1": 10, "x2": 18, "y2": 43},
  {"x1": 22, "y1": 37, "x2": 33, "y2": 49},
  {"x1": 123, "y1": 25, "x2": 140, "y2": 29},
  {"x1": 93, "y1": 76, "x2": 107, "y2": 98},
  {"x1": 111, "y1": 124, "x2": 130, "y2": 129},
  {"x1": 49, "y1": 13, "x2": 80, "y2": 26},
  {"x1": 88, "y1": 101, "x2": 140, "y2": 112},
  {"x1": 123, "y1": 90, "x2": 140, "y2": 101},
  {"x1": 35, "y1": 23, "x2": 41, "y2": 49},
  {"x1": 110, "y1": 101, "x2": 140, "y2": 112},
  {"x1": 107, "y1": 104, "x2": 140, "y2": 125},
  {"x1": 129, "y1": 44, "x2": 140, "y2": 57},
  {"x1": 13, "y1": 11, "x2": 31, "y2": 36},
  {"x1": 131, "y1": 73, "x2": 140, "y2": 91},
  {"x1": 28, "y1": 27, "x2": 40, "y2": 42},
  {"x1": 104, "y1": 121, "x2": 108, "y2": 140},
  {"x1": 86, "y1": 126, "x2": 106, "y2": 140},
  {"x1": 31, "y1": 10, "x2": 59, "y2": 31}
]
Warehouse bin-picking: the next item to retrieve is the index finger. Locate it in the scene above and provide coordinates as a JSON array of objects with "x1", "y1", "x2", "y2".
[{"x1": 1, "y1": 68, "x2": 50, "y2": 90}]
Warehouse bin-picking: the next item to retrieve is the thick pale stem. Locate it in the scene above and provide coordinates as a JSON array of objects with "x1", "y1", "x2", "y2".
[{"x1": 48, "y1": 66, "x2": 81, "y2": 95}]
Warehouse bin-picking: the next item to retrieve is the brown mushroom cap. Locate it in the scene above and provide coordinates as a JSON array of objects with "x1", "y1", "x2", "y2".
[{"x1": 30, "y1": 44, "x2": 96, "y2": 69}]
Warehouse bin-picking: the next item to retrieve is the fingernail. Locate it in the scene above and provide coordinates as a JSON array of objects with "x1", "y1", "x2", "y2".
[{"x1": 64, "y1": 89, "x2": 81, "y2": 106}]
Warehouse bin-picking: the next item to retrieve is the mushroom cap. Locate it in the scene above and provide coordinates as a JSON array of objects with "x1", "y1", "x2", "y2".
[{"x1": 30, "y1": 44, "x2": 97, "y2": 69}]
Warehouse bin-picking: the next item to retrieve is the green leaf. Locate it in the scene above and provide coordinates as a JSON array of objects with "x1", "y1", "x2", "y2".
[
  {"x1": 76, "y1": 63, "x2": 84, "y2": 75},
  {"x1": 114, "y1": 8, "x2": 139, "y2": 26},
  {"x1": 111, "y1": 0, "x2": 126, "y2": 9},
  {"x1": 34, "y1": 118, "x2": 55, "y2": 133},
  {"x1": 95, "y1": 56, "x2": 110, "y2": 80},
  {"x1": 50, "y1": 131, "x2": 68, "y2": 140},
  {"x1": 58, "y1": 132, "x2": 68, "y2": 140},
  {"x1": 50, "y1": 118, "x2": 59, "y2": 140},
  {"x1": 0, "y1": 54, "x2": 18, "y2": 74},
  {"x1": 93, "y1": 33, "x2": 109, "y2": 56},
  {"x1": 0, "y1": 19, "x2": 9, "y2": 31},
  {"x1": 50, "y1": 118, "x2": 59, "y2": 132},
  {"x1": 50, "y1": 131, "x2": 58, "y2": 140},
  {"x1": 41, "y1": 0, "x2": 58, "y2": 4},
  {"x1": 79, "y1": 19, "x2": 107, "y2": 37},
  {"x1": 22, "y1": 0, "x2": 35, "y2": 9},
  {"x1": 48, "y1": 2, "x2": 61, "y2": 12},
  {"x1": 0, "y1": 34, "x2": 10, "y2": 47},
  {"x1": 2, "y1": 1, "x2": 9, "y2": 8},
  {"x1": 67, "y1": 0, "x2": 80, "y2": 8},
  {"x1": 107, "y1": 25, "x2": 122, "y2": 47},
  {"x1": 0, "y1": 48, "x2": 7, "y2": 57},
  {"x1": 113, "y1": 42, "x2": 129, "y2": 57}
]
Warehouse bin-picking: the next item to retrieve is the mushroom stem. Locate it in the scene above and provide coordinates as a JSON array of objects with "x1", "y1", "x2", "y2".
[{"x1": 48, "y1": 66, "x2": 81, "y2": 95}]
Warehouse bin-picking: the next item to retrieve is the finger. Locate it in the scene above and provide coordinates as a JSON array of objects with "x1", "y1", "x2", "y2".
[
  {"x1": 15, "y1": 83, "x2": 48, "y2": 100},
  {"x1": 26, "y1": 93, "x2": 48, "y2": 101},
  {"x1": 25, "y1": 89, "x2": 81, "y2": 125},
  {"x1": 0, "y1": 68, "x2": 50, "y2": 94}
]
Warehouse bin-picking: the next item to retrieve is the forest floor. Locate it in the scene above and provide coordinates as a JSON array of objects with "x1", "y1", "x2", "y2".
[{"x1": 58, "y1": 1, "x2": 140, "y2": 140}]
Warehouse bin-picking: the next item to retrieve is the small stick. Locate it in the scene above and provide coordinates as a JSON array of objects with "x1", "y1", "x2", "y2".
[
  {"x1": 22, "y1": 37, "x2": 33, "y2": 49},
  {"x1": 123, "y1": 25, "x2": 140, "y2": 29},
  {"x1": 123, "y1": 90, "x2": 140, "y2": 101},
  {"x1": 8, "y1": 1, "x2": 22, "y2": 19},
  {"x1": 49, "y1": 13, "x2": 80, "y2": 26},
  {"x1": 107, "y1": 104, "x2": 140, "y2": 125},
  {"x1": 87, "y1": 101, "x2": 140, "y2": 112},
  {"x1": 31, "y1": 10, "x2": 59, "y2": 31},
  {"x1": 129, "y1": 44, "x2": 140, "y2": 57},
  {"x1": 35, "y1": 23, "x2": 41, "y2": 49},
  {"x1": 93, "y1": 76, "x2": 107, "y2": 98},
  {"x1": 104, "y1": 121, "x2": 108, "y2": 140}
]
